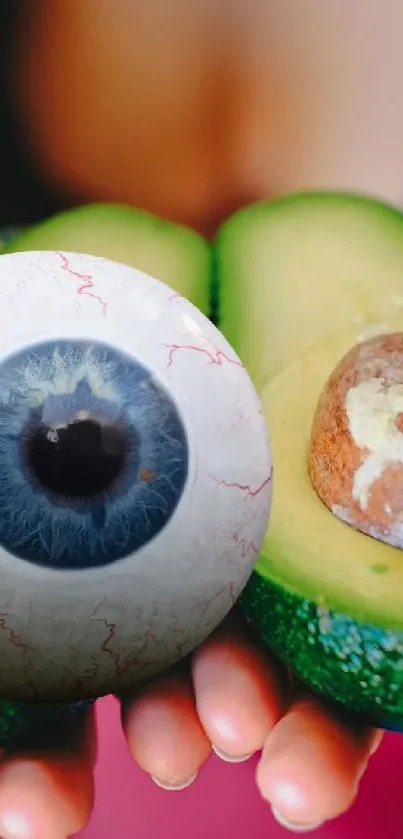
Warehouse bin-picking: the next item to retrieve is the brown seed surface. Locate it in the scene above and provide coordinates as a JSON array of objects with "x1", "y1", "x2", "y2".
[{"x1": 309, "y1": 332, "x2": 403, "y2": 550}]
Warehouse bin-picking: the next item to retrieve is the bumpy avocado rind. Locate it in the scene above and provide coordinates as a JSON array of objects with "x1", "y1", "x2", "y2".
[
  {"x1": 240, "y1": 574, "x2": 403, "y2": 731},
  {"x1": 5, "y1": 203, "x2": 212, "y2": 316},
  {"x1": 216, "y1": 191, "x2": 403, "y2": 730}
]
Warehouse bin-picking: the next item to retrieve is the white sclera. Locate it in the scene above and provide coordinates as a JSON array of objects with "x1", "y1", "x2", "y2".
[{"x1": 0, "y1": 250, "x2": 272, "y2": 701}]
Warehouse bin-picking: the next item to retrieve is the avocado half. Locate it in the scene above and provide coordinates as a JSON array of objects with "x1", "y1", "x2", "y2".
[
  {"x1": 5, "y1": 203, "x2": 212, "y2": 316},
  {"x1": 9, "y1": 193, "x2": 403, "y2": 731},
  {"x1": 215, "y1": 192, "x2": 403, "y2": 731}
]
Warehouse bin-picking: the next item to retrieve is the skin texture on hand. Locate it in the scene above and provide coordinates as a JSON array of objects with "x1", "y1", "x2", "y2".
[{"x1": 0, "y1": 0, "x2": 399, "y2": 834}]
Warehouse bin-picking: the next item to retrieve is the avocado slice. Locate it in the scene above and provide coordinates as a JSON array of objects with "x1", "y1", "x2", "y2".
[
  {"x1": 216, "y1": 192, "x2": 403, "y2": 730},
  {"x1": 5, "y1": 203, "x2": 211, "y2": 316},
  {"x1": 216, "y1": 192, "x2": 403, "y2": 390}
]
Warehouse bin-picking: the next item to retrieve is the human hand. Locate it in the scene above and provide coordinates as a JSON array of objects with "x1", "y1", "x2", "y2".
[
  {"x1": 1, "y1": 6, "x2": 390, "y2": 837},
  {"x1": 0, "y1": 610, "x2": 382, "y2": 839}
]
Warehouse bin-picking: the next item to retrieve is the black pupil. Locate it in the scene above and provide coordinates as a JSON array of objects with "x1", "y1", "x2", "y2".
[{"x1": 26, "y1": 417, "x2": 129, "y2": 498}]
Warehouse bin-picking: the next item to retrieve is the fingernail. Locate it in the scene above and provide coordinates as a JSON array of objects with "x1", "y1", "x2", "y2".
[
  {"x1": 212, "y1": 744, "x2": 254, "y2": 763},
  {"x1": 151, "y1": 772, "x2": 198, "y2": 791},
  {"x1": 271, "y1": 806, "x2": 324, "y2": 833}
]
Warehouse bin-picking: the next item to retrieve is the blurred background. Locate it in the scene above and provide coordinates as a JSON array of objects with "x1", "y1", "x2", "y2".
[{"x1": 3, "y1": 0, "x2": 403, "y2": 237}]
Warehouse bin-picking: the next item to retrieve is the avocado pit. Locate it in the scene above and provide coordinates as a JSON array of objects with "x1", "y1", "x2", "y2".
[{"x1": 309, "y1": 332, "x2": 403, "y2": 549}]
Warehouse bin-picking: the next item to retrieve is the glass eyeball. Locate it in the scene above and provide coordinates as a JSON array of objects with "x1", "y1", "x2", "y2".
[{"x1": 0, "y1": 250, "x2": 272, "y2": 704}]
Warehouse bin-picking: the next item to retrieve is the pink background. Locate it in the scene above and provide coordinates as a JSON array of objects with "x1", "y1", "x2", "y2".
[{"x1": 78, "y1": 695, "x2": 403, "y2": 838}]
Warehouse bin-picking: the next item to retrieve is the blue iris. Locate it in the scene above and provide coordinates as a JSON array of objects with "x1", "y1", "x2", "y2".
[{"x1": 0, "y1": 339, "x2": 189, "y2": 570}]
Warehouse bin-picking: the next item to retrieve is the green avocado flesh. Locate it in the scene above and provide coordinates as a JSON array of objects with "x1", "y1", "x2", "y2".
[
  {"x1": 258, "y1": 333, "x2": 403, "y2": 627},
  {"x1": 5, "y1": 203, "x2": 211, "y2": 316},
  {"x1": 216, "y1": 191, "x2": 403, "y2": 390},
  {"x1": 216, "y1": 192, "x2": 403, "y2": 729},
  {"x1": 241, "y1": 340, "x2": 403, "y2": 728}
]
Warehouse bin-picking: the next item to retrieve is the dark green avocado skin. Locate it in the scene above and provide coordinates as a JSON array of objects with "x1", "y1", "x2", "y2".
[{"x1": 240, "y1": 570, "x2": 403, "y2": 731}]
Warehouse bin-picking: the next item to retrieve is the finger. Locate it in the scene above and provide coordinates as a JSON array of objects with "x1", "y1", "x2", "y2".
[
  {"x1": 257, "y1": 696, "x2": 382, "y2": 831},
  {"x1": 0, "y1": 702, "x2": 96, "y2": 839},
  {"x1": 192, "y1": 613, "x2": 286, "y2": 762},
  {"x1": 121, "y1": 666, "x2": 211, "y2": 790}
]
